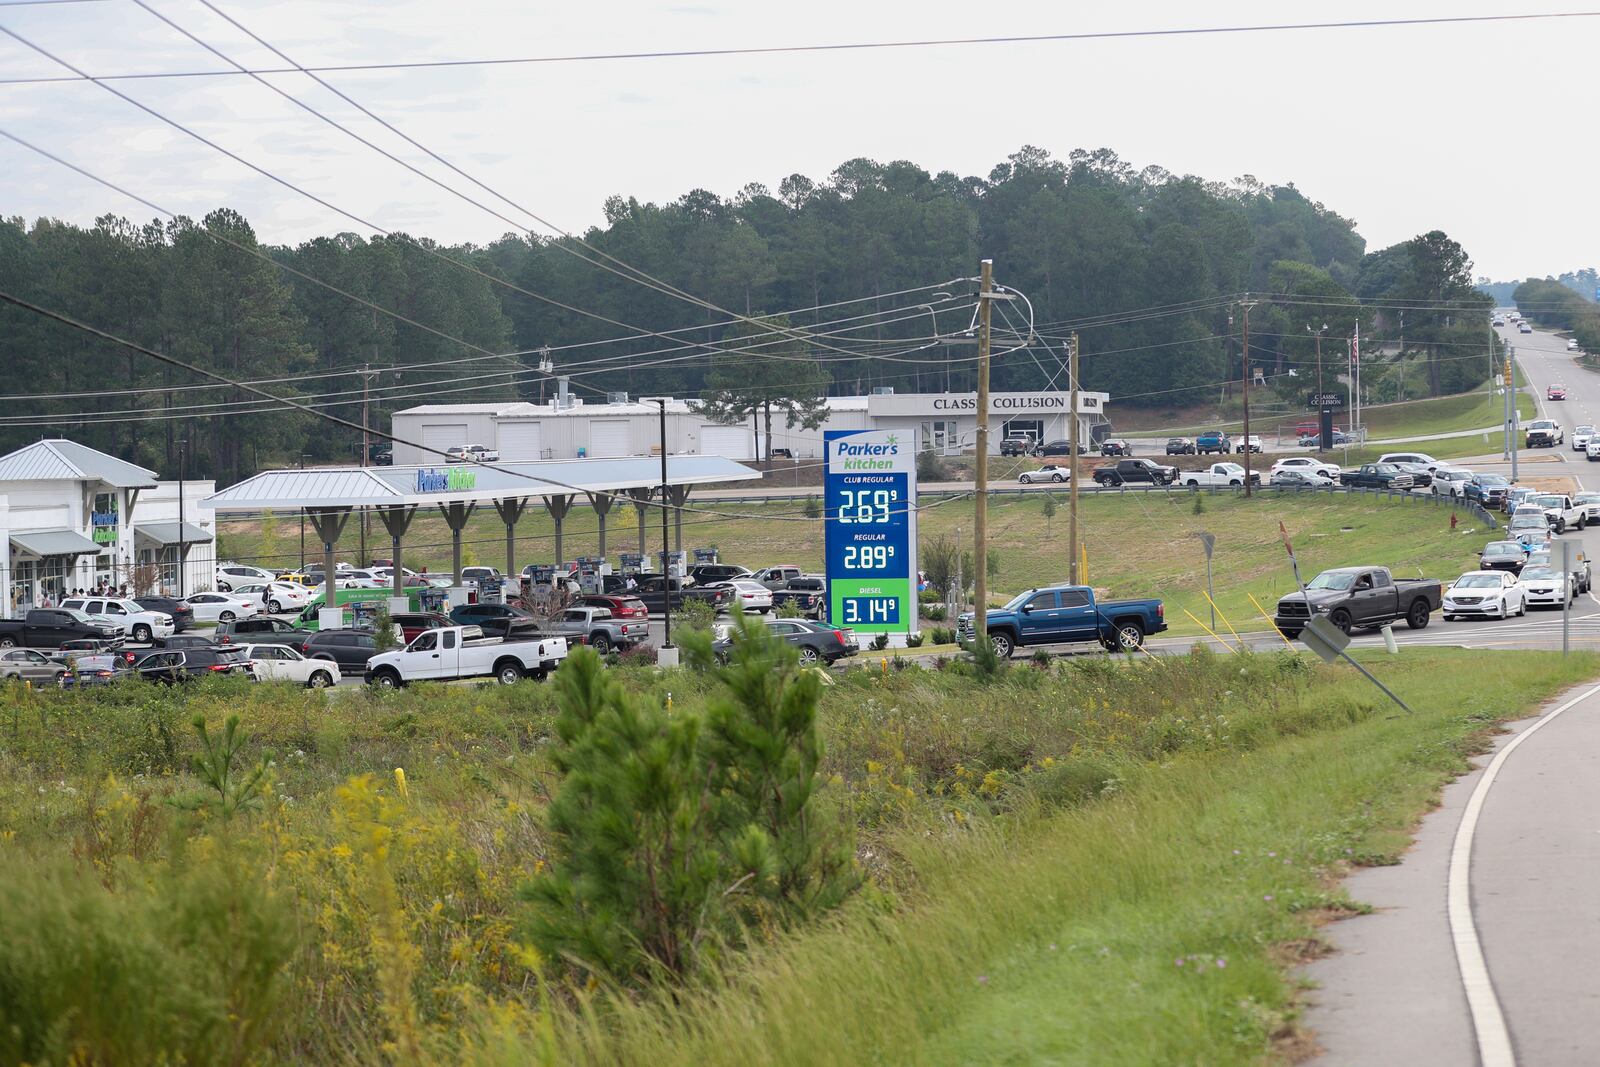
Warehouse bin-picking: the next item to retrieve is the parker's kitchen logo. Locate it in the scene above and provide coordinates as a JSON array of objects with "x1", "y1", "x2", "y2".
[
  {"x1": 836, "y1": 434, "x2": 900, "y2": 471},
  {"x1": 416, "y1": 466, "x2": 477, "y2": 492}
]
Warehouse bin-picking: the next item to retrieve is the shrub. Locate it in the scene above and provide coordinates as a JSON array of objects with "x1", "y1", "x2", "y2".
[
  {"x1": 916, "y1": 450, "x2": 946, "y2": 483},
  {"x1": 1041, "y1": 493, "x2": 1057, "y2": 521},
  {"x1": 921, "y1": 532, "x2": 960, "y2": 591},
  {"x1": 802, "y1": 495, "x2": 821, "y2": 519},
  {"x1": 922, "y1": 604, "x2": 947, "y2": 622},
  {"x1": 1192, "y1": 491, "x2": 1205, "y2": 515},
  {"x1": 918, "y1": 587, "x2": 941, "y2": 604},
  {"x1": 777, "y1": 598, "x2": 802, "y2": 619},
  {"x1": 677, "y1": 598, "x2": 716, "y2": 632},
  {"x1": 372, "y1": 604, "x2": 399, "y2": 653},
  {"x1": 905, "y1": 633, "x2": 924, "y2": 648},
  {"x1": 930, "y1": 626, "x2": 955, "y2": 645},
  {"x1": 869, "y1": 633, "x2": 889, "y2": 652}
]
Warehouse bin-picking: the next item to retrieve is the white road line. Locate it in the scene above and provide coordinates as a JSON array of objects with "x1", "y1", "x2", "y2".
[{"x1": 1448, "y1": 679, "x2": 1600, "y2": 1067}]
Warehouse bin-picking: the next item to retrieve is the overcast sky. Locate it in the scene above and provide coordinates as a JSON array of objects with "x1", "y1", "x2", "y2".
[{"x1": 0, "y1": 0, "x2": 1594, "y2": 283}]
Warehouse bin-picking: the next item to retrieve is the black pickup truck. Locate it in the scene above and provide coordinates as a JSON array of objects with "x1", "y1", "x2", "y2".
[
  {"x1": 1273, "y1": 566, "x2": 1442, "y2": 637},
  {"x1": 0, "y1": 608, "x2": 122, "y2": 650},
  {"x1": 1091, "y1": 458, "x2": 1178, "y2": 487}
]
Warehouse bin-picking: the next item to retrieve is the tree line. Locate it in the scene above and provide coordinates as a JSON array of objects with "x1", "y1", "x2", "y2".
[{"x1": 1, "y1": 145, "x2": 1489, "y2": 482}]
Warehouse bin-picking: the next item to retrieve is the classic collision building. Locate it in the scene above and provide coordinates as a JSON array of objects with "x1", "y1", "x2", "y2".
[
  {"x1": 390, "y1": 389, "x2": 1111, "y2": 464},
  {"x1": 0, "y1": 439, "x2": 215, "y2": 613}
]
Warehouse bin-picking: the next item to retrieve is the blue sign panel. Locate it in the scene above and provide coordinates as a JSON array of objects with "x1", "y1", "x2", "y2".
[{"x1": 823, "y1": 429, "x2": 918, "y2": 635}]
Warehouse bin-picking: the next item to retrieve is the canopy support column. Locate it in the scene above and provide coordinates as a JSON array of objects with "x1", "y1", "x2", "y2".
[
  {"x1": 307, "y1": 508, "x2": 352, "y2": 599},
  {"x1": 377, "y1": 505, "x2": 418, "y2": 599},
  {"x1": 665, "y1": 484, "x2": 693, "y2": 552},
  {"x1": 439, "y1": 502, "x2": 477, "y2": 582},
  {"x1": 493, "y1": 497, "x2": 530, "y2": 579},
  {"x1": 544, "y1": 494, "x2": 574, "y2": 564},
  {"x1": 627, "y1": 487, "x2": 654, "y2": 554},
  {"x1": 587, "y1": 491, "x2": 616, "y2": 559}
]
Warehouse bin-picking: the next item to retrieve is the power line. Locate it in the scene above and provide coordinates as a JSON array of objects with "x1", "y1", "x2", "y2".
[{"x1": 2, "y1": 10, "x2": 1592, "y2": 85}]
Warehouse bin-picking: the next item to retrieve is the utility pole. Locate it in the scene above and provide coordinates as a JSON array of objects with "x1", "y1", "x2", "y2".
[
  {"x1": 177, "y1": 437, "x2": 186, "y2": 598},
  {"x1": 1067, "y1": 332, "x2": 1080, "y2": 586},
  {"x1": 361, "y1": 361, "x2": 371, "y2": 465},
  {"x1": 1507, "y1": 351, "x2": 1520, "y2": 482},
  {"x1": 973, "y1": 259, "x2": 994, "y2": 652},
  {"x1": 1240, "y1": 296, "x2": 1259, "y2": 498}
]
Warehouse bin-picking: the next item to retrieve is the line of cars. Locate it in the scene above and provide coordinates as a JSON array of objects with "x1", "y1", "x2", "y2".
[{"x1": 1443, "y1": 498, "x2": 1598, "y2": 619}]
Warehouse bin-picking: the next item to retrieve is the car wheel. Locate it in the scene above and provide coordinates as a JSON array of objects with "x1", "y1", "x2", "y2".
[
  {"x1": 308, "y1": 670, "x2": 333, "y2": 688},
  {"x1": 132, "y1": 624, "x2": 152, "y2": 644},
  {"x1": 1580, "y1": 514, "x2": 1588, "y2": 531},
  {"x1": 1328, "y1": 609, "x2": 1353, "y2": 635},
  {"x1": 1405, "y1": 599, "x2": 1431, "y2": 630},
  {"x1": 798, "y1": 646, "x2": 820, "y2": 666},
  {"x1": 1112, "y1": 620, "x2": 1145, "y2": 651},
  {"x1": 1556, "y1": 519, "x2": 1567, "y2": 534},
  {"x1": 989, "y1": 631, "x2": 1014, "y2": 659},
  {"x1": 1052, "y1": 473, "x2": 1064, "y2": 483},
  {"x1": 1443, "y1": 614, "x2": 1455, "y2": 622},
  {"x1": 1019, "y1": 475, "x2": 1032, "y2": 483},
  {"x1": 268, "y1": 600, "x2": 282, "y2": 614},
  {"x1": 0, "y1": 636, "x2": 15, "y2": 649},
  {"x1": 589, "y1": 634, "x2": 611, "y2": 654},
  {"x1": 369, "y1": 669, "x2": 401, "y2": 689},
  {"x1": 218, "y1": 611, "x2": 235, "y2": 623},
  {"x1": 496, "y1": 662, "x2": 523, "y2": 686},
  {"x1": 1184, "y1": 479, "x2": 1198, "y2": 487}
]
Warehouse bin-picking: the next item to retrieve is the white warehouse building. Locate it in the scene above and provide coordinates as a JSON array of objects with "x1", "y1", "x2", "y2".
[{"x1": 390, "y1": 389, "x2": 1111, "y2": 465}]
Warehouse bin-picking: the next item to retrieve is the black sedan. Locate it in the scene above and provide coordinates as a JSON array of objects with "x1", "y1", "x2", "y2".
[
  {"x1": 1479, "y1": 540, "x2": 1529, "y2": 574},
  {"x1": 1033, "y1": 439, "x2": 1084, "y2": 457},
  {"x1": 1165, "y1": 438, "x2": 1195, "y2": 455},
  {"x1": 1100, "y1": 439, "x2": 1133, "y2": 457},
  {"x1": 713, "y1": 618, "x2": 857, "y2": 666},
  {"x1": 448, "y1": 603, "x2": 534, "y2": 626}
]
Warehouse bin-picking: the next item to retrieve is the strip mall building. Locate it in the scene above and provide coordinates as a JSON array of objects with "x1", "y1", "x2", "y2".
[{"x1": 391, "y1": 389, "x2": 1112, "y2": 464}]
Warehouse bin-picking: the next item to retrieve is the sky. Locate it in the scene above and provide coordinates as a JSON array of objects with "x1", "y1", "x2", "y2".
[{"x1": 0, "y1": 0, "x2": 1595, "y2": 283}]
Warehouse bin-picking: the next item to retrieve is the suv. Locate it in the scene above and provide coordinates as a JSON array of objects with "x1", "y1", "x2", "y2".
[
  {"x1": 689, "y1": 563, "x2": 753, "y2": 584},
  {"x1": 1099, "y1": 439, "x2": 1133, "y2": 457},
  {"x1": 133, "y1": 595, "x2": 195, "y2": 632},
  {"x1": 215, "y1": 616, "x2": 315, "y2": 646},
  {"x1": 1165, "y1": 437, "x2": 1195, "y2": 455},
  {"x1": 1195, "y1": 431, "x2": 1231, "y2": 455},
  {"x1": 300, "y1": 629, "x2": 380, "y2": 672},
  {"x1": 1092, "y1": 458, "x2": 1178, "y2": 487}
]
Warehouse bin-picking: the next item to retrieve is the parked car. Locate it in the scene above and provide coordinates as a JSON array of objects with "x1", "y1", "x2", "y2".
[
  {"x1": 1377, "y1": 451, "x2": 1444, "y2": 473},
  {"x1": 1195, "y1": 431, "x2": 1231, "y2": 455},
  {"x1": 1339, "y1": 463, "x2": 1415, "y2": 490},
  {"x1": 0, "y1": 647, "x2": 66, "y2": 686},
  {"x1": 1299, "y1": 429, "x2": 1352, "y2": 447},
  {"x1": 1270, "y1": 469, "x2": 1322, "y2": 488},
  {"x1": 712, "y1": 618, "x2": 858, "y2": 666},
  {"x1": 1177, "y1": 462, "x2": 1259, "y2": 487},
  {"x1": 1017, "y1": 464, "x2": 1071, "y2": 484},
  {"x1": 548, "y1": 607, "x2": 648, "y2": 653},
  {"x1": 1272, "y1": 566, "x2": 1441, "y2": 637},
  {"x1": 1531, "y1": 493, "x2": 1587, "y2": 532},
  {"x1": 459, "y1": 566, "x2": 503, "y2": 590},
  {"x1": 181, "y1": 591, "x2": 260, "y2": 624},
  {"x1": 1100, "y1": 439, "x2": 1133, "y2": 457},
  {"x1": 1525, "y1": 419, "x2": 1564, "y2": 448},
  {"x1": 230, "y1": 581, "x2": 313, "y2": 614},
  {"x1": 1442, "y1": 571, "x2": 1527, "y2": 621},
  {"x1": 1389, "y1": 462, "x2": 1434, "y2": 489},
  {"x1": 127, "y1": 646, "x2": 252, "y2": 683},
  {"x1": 368, "y1": 443, "x2": 393, "y2": 466},
  {"x1": 633, "y1": 575, "x2": 734, "y2": 614},
  {"x1": 0, "y1": 609, "x2": 120, "y2": 650},
  {"x1": 133, "y1": 595, "x2": 196, "y2": 633},
  {"x1": 465, "y1": 444, "x2": 500, "y2": 463},
  {"x1": 1479, "y1": 540, "x2": 1529, "y2": 574},
  {"x1": 300, "y1": 629, "x2": 381, "y2": 673},
  {"x1": 47, "y1": 637, "x2": 121, "y2": 664},
  {"x1": 1464, "y1": 473, "x2": 1512, "y2": 509},
  {"x1": 1033, "y1": 439, "x2": 1082, "y2": 457},
  {"x1": 1431, "y1": 468, "x2": 1473, "y2": 498},
  {"x1": 448, "y1": 603, "x2": 534, "y2": 627},
  {"x1": 215, "y1": 616, "x2": 316, "y2": 646},
  {"x1": 1234, "y1": 434, "x2": 1264, "y2": 454},
  {"x1": 1165, "y1": 437, "x2": 1196, "y2": 455},
  {"x1": 1518, "y1": 565, "x2": 1576, "y2": 609},
  {"x1": 238, "y1": 643, "x2": 341, "y2": 687},
  {"x1": 154, "y1": 634, "x2": 221, "y2": 650},
  {"x1": 364, "y1": 625, "x2": 567, "y2": 687},
  {"x1": 1271, "y1": 456, "x2": 1340, "y2": 482},
  {"x1": 1092, "y1": 458, "x2": 1178, "y2": 487},
  {"x1": 1568, "y1": 339, "x2": 1581, "y2": 352},
  {"x1": 999, "y1": 436, "x2": 1036, "y2": 457},
  {"x1": 958, "y1": 584, "x2": 1167, "y2": 657},
  {"x1": 688, "y1": 563, "x2": 752, "y2": 584},
  {"x1": 577, "y1": 593, "x2": 650, "y2": 621},
  {"x1": 59, "y1": 597, "x2": 174, "y2": 644},
  {"x1": 215, "y1": 562, "x2": 276, "y2": 591},
  {"x1": 1548, "y1": 384, "x2": 1568, "y2": 400}
]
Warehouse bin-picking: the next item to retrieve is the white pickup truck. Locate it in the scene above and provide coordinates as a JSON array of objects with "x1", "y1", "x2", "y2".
[
  {"x1": 1178, "y1": 462, "x2": 1262, "y2": 487},
  {"x1": 364, "y1": 624, "x2": 568, "y2": 687}
]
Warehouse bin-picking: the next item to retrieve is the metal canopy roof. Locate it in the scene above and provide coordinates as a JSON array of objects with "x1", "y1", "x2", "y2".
[
  {"x1": 204, "y1": 455, "x2": 760, "y2": 513},
  {"x1": 0, "y1": 439, "x2": 158, "y2": 489},
  {"x1": 10, "y1": 529, "x2": 103, "y2": 558},
  {"x1": 134, "y1": 521, "x2": 213, "y2": 546}
]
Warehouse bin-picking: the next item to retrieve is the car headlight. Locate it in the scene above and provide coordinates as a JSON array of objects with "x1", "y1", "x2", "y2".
[{"x1": 1312, "y1": 603, "x2": 1330, "y2": 613}]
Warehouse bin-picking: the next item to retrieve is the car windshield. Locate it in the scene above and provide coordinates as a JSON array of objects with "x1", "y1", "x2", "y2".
[
  {"x1": 1521, "y1": 567, "x2": 1560, "y2": 581},
  {"x1": 1534, "y1": 496, "x2": 1566, "y2": 508},
  {"x1": 1510, "y1": 516, "x2": 1547, "y2": 529},
  {"x1": 1454, "y1": 574, "x2": 1502, "y2": 589},
  {"x1": 1477, "y1": 475, "x2": 1509, "y2": 487},
  {"x1": 1580, "y1": 426, "x2": 1596, "y2": 434},
  {"x1": 1531, "y1": 420, "x2": 1555, "y2": 430},
  {"x1": 1306, "y1": 572, "x2": 1358, "y2": 591},
  {"x1": 1579, "y1": 494, "x2": 1600, "y2": 504},
  {"x1": 1484, "y1": 543, "x2": 1523, "y2": 557},
  {"x1": 1003, "y1": 590, "x2": 1039, "y2": 610}
]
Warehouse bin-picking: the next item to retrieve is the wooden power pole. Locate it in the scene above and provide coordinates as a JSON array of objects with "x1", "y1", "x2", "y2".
[
  {"x1": 1067, "y1": 332, "x2": 1080, "y2": 585},
  {"x1": 973, "y1": 259, "x2": 994, "y2": 651}
]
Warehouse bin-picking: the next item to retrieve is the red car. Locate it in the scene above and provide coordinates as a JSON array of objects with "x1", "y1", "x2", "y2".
[
  {"x1": 390, "y1": 611, "x2": 452, "y2": 643},
  {"x1": 1549, "y1": 384, "x2": 1568, "y2": 400},
  {"x1": 579, "y1": 593, "x2": 650, "y2": 621}
]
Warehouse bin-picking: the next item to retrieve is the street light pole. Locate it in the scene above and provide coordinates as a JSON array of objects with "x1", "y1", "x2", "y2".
[
  {"x1": 1308, "y1": 322, "x2": 1328, "y2": 394},
  {"x1": 177, "y1": 438, "x2": 186, "y2": 598},
  {"x1": 654, "y1": 398, "x2": 674, "y2": 657},
  {"x1": 1240, "y1": 297, "x2": 1259, "y2": 498}
]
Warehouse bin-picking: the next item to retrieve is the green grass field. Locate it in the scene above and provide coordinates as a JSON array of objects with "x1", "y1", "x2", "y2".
[{"x1": 220, "y1": 492, "x2": 1487, "y2": 639}]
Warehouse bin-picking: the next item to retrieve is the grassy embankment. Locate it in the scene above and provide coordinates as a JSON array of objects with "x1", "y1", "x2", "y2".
[
  {"x1": 223, "y1": 492, "x2": 1483, "y2": 638},
  {"x1": 0, "y1": 645, "x2": 1589, "y2": 1062}
]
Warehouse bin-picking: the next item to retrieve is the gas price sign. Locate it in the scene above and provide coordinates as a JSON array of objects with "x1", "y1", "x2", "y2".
[{"x1": 823, "y1": 429, "x2": 918, "y2": 634}]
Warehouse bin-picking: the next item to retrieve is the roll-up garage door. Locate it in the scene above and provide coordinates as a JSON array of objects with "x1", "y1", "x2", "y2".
[
  {"x1": 421, "y1": 423, "x2": 467, "y2": 455},
  {"x1": 588, "y1": 420, "x2": 631, "y2": 458},
  {"x1": 698, "y1": 425, "x2": 752, "y2": 459},
  {"x1": 497, "y1": 421, "x2": 542, "y2": 461}
]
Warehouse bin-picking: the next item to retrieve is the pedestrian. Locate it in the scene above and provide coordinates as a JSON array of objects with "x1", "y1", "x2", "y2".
[{"x1": 261, "y1": 583, "x2": 271, "y2": 613}]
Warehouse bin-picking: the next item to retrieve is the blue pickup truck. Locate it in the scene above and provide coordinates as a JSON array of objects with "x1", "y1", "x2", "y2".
[{"x1": 958, "y1": 585, "x2": 1167, "y2": 658}]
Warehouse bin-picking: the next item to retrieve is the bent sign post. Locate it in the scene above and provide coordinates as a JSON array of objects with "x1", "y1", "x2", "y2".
[{"x1": 824, "y1": 429, "x2": 918, "y2": 642}]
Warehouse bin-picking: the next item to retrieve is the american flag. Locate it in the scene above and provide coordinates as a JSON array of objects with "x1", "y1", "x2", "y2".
[{"x1": 1352, "y1": 322, "x2": 1360, "y2": 368}]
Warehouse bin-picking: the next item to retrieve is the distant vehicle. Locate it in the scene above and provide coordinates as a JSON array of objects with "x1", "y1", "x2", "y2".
[
  {"x1": 1507, "y1": 510, "x2": 1553, "y2": 548},
  {"x1": 576, "y1": 593, "x2": 651, "y2": 622},
  {"x1": 445, "y1": 445, "x2": 469, "y2": 461},
  {"x1": 1339, "y1": 463, "x2": 1414, "y2": 490},
  {"x1": 769, "y1": 576, "x2": 827, "y2": 619},
  {"x1": 1033, "y1": 440, "x2": 1084, "y2": 457},
  {"x1": 388, "y1": 612, "x2": 454, "y2": 644},
  {"x1": 1523, "y1": 545, "x2": 1592, "y2": 593},
  {"x1": 1519, "y1": 322, "x2": 1534, "y2": 334},
  {"x1": 1099, "y1": 439, "x2": 1133, "y2": 457},
  {"x1": 999, "y1": 436, "x2": 1036, "y2": 457},
  {"x1": 0, "y1": 647, "x2": 66, "y2": 686},
  {"x1": 1092, "y1": 458, "x2": 1178, "y2": 487},
  {"x1": 215, "y1": 562, "x2": 276, "y2": 590},
  {"x1": 1195, "y1": 431, "x2": 1231, "y2": 455},
  {"x1": 1525, "y1": 419, "x2": 1564, "y2": 448},
  {"x1": 365, "y1": 625, "x2": 567, "y2": 687},
  {"x1": 215, "y1": 617, "x2": 315, "y2": 647},
  {"x1": 1430, "y1": 468, "x2": 1473, "y2": 498},
  {"x1": 238, "y1": 643, "x2": 340, "y2": 688},
  {"x1": 368, "y1": 443, "x2": 393, "y2": 465},
  {"x1": 712, "y1": 618, "x2": 858, "y2": 666},
  {"x1": 1388, "y1": 462, "x2": 1434, "y2": 489},
  {"x1": 958, "y1": 584, "x2": 1167, "y2": 657},
  {"x1": 1234, "y1": 434, "x2": 1264, "y2": 454},
  {"x1": 1464, "y1": 473, "x2": 1512, "y2": 509},
  {"x1": 1270, "y1": 469, "x2": 1322, "y2": 488},
  {"x1": 1273, "y1": 566, "x2": 1441, "y2": 637},
  {"x1": 1492, "y1": 317, "x2": 1506, "y2": 327},
  {"x1": 133, "y1": 595, "x2": 195, "y2": 633},
  {"x1": 182, "y1": 591, "x2": 260, "y2": 624},
  {"x1": 126, "y1": 646, "x2": 251, "y2": 683},
  {"x1": 1443, "y1": 571, "x2": 1526, "y2": 621},
  {"x1": 458, "y1": 566, "x2": 503, "y2": 590},
  {"x1": 448, "y1": 603, "x2": 534, "y2": 627},
  {"x1": 548, "y1": 607, "x2": 648, "y2": 654},
  {"x1": 687, "y1": 563, "x2": 752, "y2": 584},
  {"x1": 1376, "y1": 451, "x2": 1443, "y2": 473},
  {"x1": 1271, "y1": 456, "x2": 1339, "y2": 482},
  {"x1": 1518, "y1": 565, "x2": 1575, "y2": 609},
  {"x1": 1548, "y1": 384, "x2": 1568, "y2": 400},
  {"x1": 1479, "y1": 540, "x2": 1529, "y2": 574},
  {"x1": 1503, "y1": 486, "x2": 1540, "y2": 513},
  {"x1": 1568, "y1": 339, "x2": 1581, "y2": 352},
  {"x1": 1017, "y1": 464, "x2": 1071, "y2": 484},
  {"x1": 750, "y1": 565, "x2": 804, "y2": 590},
  {"x1": 1165, "y1": 437, "x2": 1196, "y2": 455},
  {"x1": 1574, "y1": 491, "x2": 1600, "y2": 524},
  {"x1": 465, "y1": 444, "x2": 499, "y2": 463},
  {"x1": 1299, "y1": 429, "x2": 1352, "y2": 447},
  {"x1": 229, "y1": 582, "x2": 312, "y2": 615},
  {"x1": 716, "y1": 578, "x2": 775, "y2": 614},
  {"x1": 1574, "y1": 425, "x2": 1596, "y2": 452},
  {"x1": 1178, "y1": 462, "x2": 1260, "y2": 487},
  {"x1": 1530, "y1": 493, "x2": 1586, "y2": 532},
  {"x1": 633, "y1": 575, "x2": 734, "y2": 614},
  {"x1": 300, "y1": 629, "x2": 381, "y2": 673},
  {"x1": 154, "y1": 634, "x2": 222, "y2": 651}
]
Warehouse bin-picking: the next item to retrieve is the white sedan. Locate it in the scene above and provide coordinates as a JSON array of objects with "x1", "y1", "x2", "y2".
[
  {"x1": 182, "y1": 591, "x2": 261, "y2": 624},
  {"x1": 722, "y1": 578, "x2": 775, "y2": 613},
  {"x1": 1017, "y1": 464, "x2": 1072, "y2": 484},
  {"x1": 230, "y1": 581, "x2": 313, "y2": 614},
  {"x1": 238, "y1": 643, "x2": 341, "y2": 688},
  {"x1": 1270, "y1": 456, "x2": 1339, "y2": 481},
  {"x1": 1443, "y1": 571, "x2": 1526, "y2": 620},
  {"x1": 1569, "y1": 338, "x2": 1581, "y2": 351},
  {"x1": 1518, "y1": 565, "x2": 1575, "y2": 609},
  {"x1": 1573, "y1": 425, "x2": 1595, "y2": 452}
]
